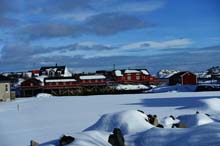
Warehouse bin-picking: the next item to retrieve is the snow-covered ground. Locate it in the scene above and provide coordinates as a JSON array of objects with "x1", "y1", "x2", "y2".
[
  {"x1": 0, "y1": 92, "x2": 220, "y2": 146},
  {"x1": 149, "y1": 85, "x2": 197, "y2": 93}
]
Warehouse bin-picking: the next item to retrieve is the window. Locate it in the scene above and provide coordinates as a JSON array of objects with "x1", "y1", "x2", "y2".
[
  {"x1": 136, "y1": 75, "x2": 140, "y2": 80},
  {"x1": 127, "y1": 75, "x2": 131, "y2": 80},
  {"x1": 5, "y1": 84, "x2": 9, "y2": 92},
  {"x1": 57, "y1": 71, "x2": 62, "y2": 76},
  {"x1": 49, "y1": 70, "x2": 55, "y2": 77}
]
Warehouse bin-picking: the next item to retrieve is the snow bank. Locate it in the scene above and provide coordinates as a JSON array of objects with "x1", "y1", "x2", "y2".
[
  {"x1": 84, "y1": 110, "x2": 153, "y2": 134},
  {"x1": 69, "y1": 131, "x2": 110, "y2": 146},
  {"x1": 129, "y1": 123, "x2": 220, "y2": 146},
  {"x1": 161, "y1": 116, "x2": 180, "y2": 128},
  {"x1": 116, "y1": 84, "x2": 150, "y2": 91},
  {"x1": 150, "y1": 85, "x2": 197, "y2": 93},
  {"x1": 177, "y1": 112, "x2": 214, "y2": 127},
  {"x1": 201, "y1": 98, "x2": 220, "y2": 112},
  {"x1": 36, "y1": 93, "x2": 53, "y2": 98}
]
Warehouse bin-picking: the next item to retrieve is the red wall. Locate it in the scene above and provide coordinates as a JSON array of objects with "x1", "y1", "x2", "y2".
[
  {"x1": 115, "y1": 73, "x2": 156, "y2": 84},
  {"x1": 182, "y1": 74, "x2": 197, "y2": 85}
]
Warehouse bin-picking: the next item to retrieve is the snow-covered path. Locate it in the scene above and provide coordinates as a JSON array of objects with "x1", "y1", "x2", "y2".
[{"x1": 0, "y1": 91, "x2": 220, "y2": 146}]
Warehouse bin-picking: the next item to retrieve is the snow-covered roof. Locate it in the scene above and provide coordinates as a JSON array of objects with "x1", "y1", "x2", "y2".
[
  {"x1": 124, "y1": 70, "x2": 140, "y2": 74},
  {"x1": 64, "y1": 67, "x2": 72, "y2": 77},
  {"x1": 116, "y1": 84, "x2": 150, "y2": 90},
  {"x1": 158, "y1": 70, "x2": 179, "y2": 79},
  {"x1": 35, "y1": 75, "x2": 48, "y2": 85},
  {"x1": 115, "y1": 70, "x2": 123, "y2": 77},
  {"x1": 35, "y1": 75, "x2": 47, "y2": 83},
  {"x1": 141, "y1": 70, "x2": 149, "y2": 75},
  {"x1": 79, "y1": 75, "x2": 106, "y2": 80},
  {"x1": 46, "y1": 68, "x2": 57, "y2": 73},
  {"x1": 45, "y1": 79, "x2": 76, "y2": 83}
]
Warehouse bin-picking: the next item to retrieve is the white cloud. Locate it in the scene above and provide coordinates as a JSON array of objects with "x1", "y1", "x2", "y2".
[
  {"x1": 121, "y1": 39, "x2": 193, "y2": 50},
  {"x1": 33, "y1": 39, "x2": 193, "y2": 59},
  {"x1": 115, "y1": 1, "x2": 165, "y2": 13}
]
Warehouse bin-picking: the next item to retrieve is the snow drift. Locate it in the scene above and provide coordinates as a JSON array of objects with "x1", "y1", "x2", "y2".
[
  {"x1": 150, "y1": 85, "x2": 197, "y2": 93},
  {"x1": 84, "y1": 110, "x2": 153, "y2": 134},
  {"x1": 177, "y1": 112, "x2": 214, "y2": 127}
]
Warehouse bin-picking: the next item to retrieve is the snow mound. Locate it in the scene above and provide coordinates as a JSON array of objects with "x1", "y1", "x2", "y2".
[
  {"x1": 84, "y1": 110, "x2": 153, "y2": 134},
  {"x1": 129, "y1": 123, "x2": 220, "y2": 146},
  {"x1": 201, "y1": 98, "x2": 220, "y2": 112},
  {"x1": 150, "y1": 85, "x2": 197, "y2": 93},
  {"x1": 177, "y1": 112, "x2": 214, "y2": 127},
  {"x1": 116, "y1": 84, "x2": 150, "y2": 90},
  {"x1": 161, "y1": 116, "x2": 180, "y2": 128},
  {"x1": 36, "y1": 93, "x2": 53, "y2": 98},
  {"x1": 69, "y1": 131, "x2": 110, "y2": 146}
]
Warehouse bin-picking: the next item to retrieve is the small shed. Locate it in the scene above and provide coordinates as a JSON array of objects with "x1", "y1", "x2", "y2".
[
  {"x1": 0, "y1": 75, "x2": 11, "y2": 101},
  {"x1": 169, "y1": 71, "x2": 197, "y2": 85},
  {"x1": 20, "y1": 78, "x2": 42, "y2": 97}
]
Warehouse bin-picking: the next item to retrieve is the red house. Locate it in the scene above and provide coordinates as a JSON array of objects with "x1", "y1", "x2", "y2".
[
  {"x1": 79, "y1": 74, "x2": 107, "y2": 86},
  {"x1": 20, "y1": 78, "x2": 42, "y2": 97},
  {"x1": 44, "y1": 77, "x2": 77, "y2": 88},
  {"x1": 114, "y1": 69, "x2": 158, "y2": 84},
  {"x1": 169, "y1": 71, "x2": 197, "y2": 85}
]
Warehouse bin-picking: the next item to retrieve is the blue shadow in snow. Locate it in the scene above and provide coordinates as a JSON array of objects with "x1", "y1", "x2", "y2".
[{"x1": 123, "y1": 96, "x2": 220, "y2": 110}]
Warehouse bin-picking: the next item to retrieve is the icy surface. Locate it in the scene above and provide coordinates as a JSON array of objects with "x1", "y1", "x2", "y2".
[{"x1": 0, "y1": 91, "x2": 220, "y2": 146}]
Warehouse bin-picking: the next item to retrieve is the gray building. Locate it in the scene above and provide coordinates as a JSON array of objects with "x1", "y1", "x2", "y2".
[{"x1": 0, "y1": 75, "x2": 11, "y2": 102}]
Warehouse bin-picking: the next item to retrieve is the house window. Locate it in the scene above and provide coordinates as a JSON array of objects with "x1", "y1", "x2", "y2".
[
  {"x1": 127, "y1": 75, "x2": 131, "y2": 80},
  {"x1": 49, "y1": 70, "x2": 55, "y2": 77},
  {"x1": 57, "y1": 71, "x2": 62, "y2": 76},
  {"x1": 5, "y1": 84, "x2": 9, "y2": 92},
  {"x1": 136, "y1": 75, "x2": 140, "y2": 80},
  {"x1": 30, "y1": 83, "x2": 33, "y2": 86}
]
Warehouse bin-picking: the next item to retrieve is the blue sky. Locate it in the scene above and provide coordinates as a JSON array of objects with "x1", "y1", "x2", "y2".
[{"x1": 0, "y1": 0, "x2": 219, "y2": 73}]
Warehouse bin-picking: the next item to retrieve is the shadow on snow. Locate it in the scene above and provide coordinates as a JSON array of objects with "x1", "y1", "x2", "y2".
[{"x1": 123, "y1": 96, "x2": 220, "y2": 110}]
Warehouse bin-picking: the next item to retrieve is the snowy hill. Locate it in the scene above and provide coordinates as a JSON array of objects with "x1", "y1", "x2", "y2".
[
  {"x1": 0, "y1": 92, "x2": 220, "y2": 146},
  {"x1": 149, "y1": 85, "x2": 197, "y2": 93}
]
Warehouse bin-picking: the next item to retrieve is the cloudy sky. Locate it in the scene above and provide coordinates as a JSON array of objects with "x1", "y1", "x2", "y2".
[{"x1": 0, "y1": 0, "x2": 219, "y2": 73}]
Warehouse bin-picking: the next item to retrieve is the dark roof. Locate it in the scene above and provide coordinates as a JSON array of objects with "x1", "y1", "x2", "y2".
[
  {"x1": 39, "y1": 66, "x2": 66, "y2": 74},
  {"x1": 114, "y1": 69, "x2": 150, "y2": 75},
  {"x1": 40, "y1": 66, "x2": 65, "y2": 70},
  {"x1": 45, "y1": 76, "x2": 75, "y2": 80},
  {"x1": 21, "y1": 78, "x2": 42, "y2": 84},
  {"x1": 169, "y1": 71, "x2": 195, "y2": 78},
  {"x1": 0, "y1": 75, "x2": 11, "y2": 82}
]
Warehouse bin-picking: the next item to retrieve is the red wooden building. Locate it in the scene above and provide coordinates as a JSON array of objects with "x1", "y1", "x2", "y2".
[
  {"x1": 114, "y1": 69, "x2": 158, "y2": 84},
  {"x1": 44, "y1": 77, "x2": 77, "y2": 88},
  {"x1": 169, "y1": 71, "x2": 197, "y2": 85},
  {"x1": 79, "y1": 74, "x2": 107, "y2": 86},
  {"x1": 20, "y1": 78, "x2": 42, "y2": 97}
]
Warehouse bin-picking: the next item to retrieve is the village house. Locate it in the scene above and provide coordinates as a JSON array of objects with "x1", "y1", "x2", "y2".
[
  {"x1": 44, "y1": 77, "x2": 77, "y2": 87},
  {"x1": 113, "y1": 69, "x2": 158, "y2": 85},
  {"x1": 20, "y1": 78, "x2": 42, "y2": 97},
  {"x1": 169, "y1": 71, "x2": 197, "y2": 85},
  {"x1": 31, "y1": 70, "x2": 40, "y2": 77},
  {"x1": 0, "y1": 75, "x2": 11, "y2": 101},
  {"x1": 157, "y1": 69, "x2": 179, "y2": 85},
  {"x1": 39, "y1": 65, "x2": 72, "y2": 77},
  {"x1": 79, "y1": 74, "x2": 107, "y2": 86}
]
